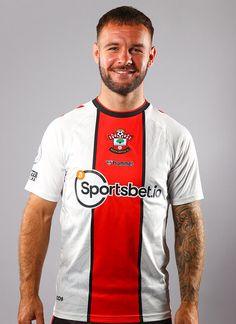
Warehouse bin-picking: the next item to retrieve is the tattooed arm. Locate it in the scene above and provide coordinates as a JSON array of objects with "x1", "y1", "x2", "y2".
[{"x1": 172, "y1": 200, "x2": 205, "y2": 324}]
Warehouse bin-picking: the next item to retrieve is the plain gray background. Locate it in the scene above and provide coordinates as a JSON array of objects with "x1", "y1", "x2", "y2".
[{"x1": 1, "y1": 0, "x2": 235, "y2": 323}]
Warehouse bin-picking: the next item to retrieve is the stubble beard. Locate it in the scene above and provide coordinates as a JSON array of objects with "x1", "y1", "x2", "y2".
[{"x1": 98, "y1": 60, "x2": 148, "y2": 96}]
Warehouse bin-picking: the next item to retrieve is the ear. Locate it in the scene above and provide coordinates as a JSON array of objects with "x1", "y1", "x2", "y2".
[
  {"x1": 148, "y1": 46, "x2": 157, "y2": 68},
  {"x1": 93, "y1": 42, "x2": 99, "y2": 65}
]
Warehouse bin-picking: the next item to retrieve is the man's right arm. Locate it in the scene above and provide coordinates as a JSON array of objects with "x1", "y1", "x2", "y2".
[{"x1": 18, "y1": 193, "x2": 57, "y2": 324}]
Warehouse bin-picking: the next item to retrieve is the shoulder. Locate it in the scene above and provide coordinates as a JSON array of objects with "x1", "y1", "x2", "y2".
[
  {"x1": 46, "y1": 100, "x2": 95, "y2": 135},
  {"x1": 147, "y1": 104, "x2": 193, "y2": 147}
]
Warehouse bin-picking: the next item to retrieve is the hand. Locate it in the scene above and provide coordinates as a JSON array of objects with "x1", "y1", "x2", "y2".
[
  {"x1": 175, "y1": 302, "x2": 199, "y2": 324},
  {"x1": 18, "y1": 295, "x2": 45, "y2": 324}
]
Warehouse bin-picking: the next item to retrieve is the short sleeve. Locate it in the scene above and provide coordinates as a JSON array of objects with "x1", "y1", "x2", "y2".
[
  {"x1": 167, "y1": 129, "x2": 204, "y2": 206},
  {"x1": 25, "y1": 118, "x2": 65, "y2": 202}
]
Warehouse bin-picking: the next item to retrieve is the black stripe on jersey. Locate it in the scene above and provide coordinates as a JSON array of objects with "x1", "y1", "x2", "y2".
[
  {"x1": 92, "y1": 109, "x2": 100, "y2": 168},
  {"x1": 87, "y1": 210, "x2": 94, "y2": 323},
  {"x1": 87, "y1": 109, "x2": 100, "y2": 322},
  {"x1": 92, "y1": 97, "x2": 150, "y2": 118},
  {"x1": 138, "y1": 111, "x2": 146, "y2": 322}
]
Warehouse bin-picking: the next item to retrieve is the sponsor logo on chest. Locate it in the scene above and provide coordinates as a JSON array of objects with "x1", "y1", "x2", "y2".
[{"x1": 75, "y1": 169, "x2": 162, "y2": 208}]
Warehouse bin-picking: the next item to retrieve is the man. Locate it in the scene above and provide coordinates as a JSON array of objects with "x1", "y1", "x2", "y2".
[{"x1": 18, "y1": 6, "x2": 205, "y2": 324}]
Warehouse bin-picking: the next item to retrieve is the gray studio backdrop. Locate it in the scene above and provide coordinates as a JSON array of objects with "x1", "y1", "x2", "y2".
[{"x1": 1, "y1": 0, "x2": 235, "y2": 323}]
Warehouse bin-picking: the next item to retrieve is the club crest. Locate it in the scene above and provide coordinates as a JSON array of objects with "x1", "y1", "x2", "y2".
[{"x1": 108, "y1": 129, "x2": 132, "y2": 154}]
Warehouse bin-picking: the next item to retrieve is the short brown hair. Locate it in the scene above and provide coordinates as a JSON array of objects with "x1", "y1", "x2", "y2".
[{"x1": 96, "y1": 6, "x2": 154, "y2": 41}]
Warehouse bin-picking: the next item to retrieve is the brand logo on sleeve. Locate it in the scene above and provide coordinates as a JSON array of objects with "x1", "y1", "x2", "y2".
[
  {"x1": 108, "y1": 129, "x2": 132, "y2": 154},
  {"x1": 75, "y1": 169, "x2": 162, "y2": 208},
  {"x1": 30, "y1": 170, "x2": 38, "y2": 181}
]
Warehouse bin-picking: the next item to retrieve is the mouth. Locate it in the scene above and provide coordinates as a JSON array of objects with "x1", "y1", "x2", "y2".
[{"x1": 111, "y1": 68, "x2": 137, "y2": 77}]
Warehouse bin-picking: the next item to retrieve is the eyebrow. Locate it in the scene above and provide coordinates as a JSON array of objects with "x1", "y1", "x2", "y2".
[
  {"x1": 104, "y1": 42, "x2": 145, "y2": 48},
  {"x1": 131, "y1": 43, "x2": 145, "y2": 48},
  {"x1": 104, "y1": 42, "x2": 120, "y2": 48}
]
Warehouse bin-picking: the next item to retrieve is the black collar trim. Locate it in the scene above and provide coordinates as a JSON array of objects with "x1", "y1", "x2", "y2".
[{"x1": 92, "y1": 97, "x2": 150, "y2": 118}]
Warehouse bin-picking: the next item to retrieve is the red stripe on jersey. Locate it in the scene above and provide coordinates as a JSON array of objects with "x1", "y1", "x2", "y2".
[{"x1": 89, "y1": 110, "x2": 144, "y2": 322}]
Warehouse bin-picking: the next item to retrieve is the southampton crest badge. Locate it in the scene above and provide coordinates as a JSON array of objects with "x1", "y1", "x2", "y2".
[{"x1": 108, "y1": 129, "x2": 132, "y2": 154}]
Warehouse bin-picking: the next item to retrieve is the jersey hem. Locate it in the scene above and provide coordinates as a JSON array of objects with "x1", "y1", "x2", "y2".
[
  {"x1": 171, "y1": 194, "x2": 204, "y2": 206},
  {"x1": 24, "y1": 186, "x2": 59, "y2": 202},
  {"x1": 53, "y1": 310, "x2": 172, "y2": 323}
]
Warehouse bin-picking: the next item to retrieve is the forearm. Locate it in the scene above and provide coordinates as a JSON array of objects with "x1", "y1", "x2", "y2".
[
  {"x1": 19, "y1": 195, "x2": 53, "y2": 299},
  {"x1": 172, "y1": 201, "x2": 205, "y2": 305}
]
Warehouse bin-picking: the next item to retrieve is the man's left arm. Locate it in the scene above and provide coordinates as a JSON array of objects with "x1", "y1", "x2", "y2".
[{"x1": 172, "y1": 200, "x2": 205, "y2": 324}]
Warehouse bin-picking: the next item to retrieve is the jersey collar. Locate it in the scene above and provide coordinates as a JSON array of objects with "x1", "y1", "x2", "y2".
[{"x1": 92, "y1": 97, "x2": 150, "y2": 118}]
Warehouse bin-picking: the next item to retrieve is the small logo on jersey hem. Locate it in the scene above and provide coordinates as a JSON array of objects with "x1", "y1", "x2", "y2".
[
  {"x1": 75, "y1": 169, "x2": 162, "y2": 208},
  {"x1": 106, "y1": 160, "x2": 134, "y2": 167},
  {"x1": 56, "y1": 295, "x2": 63, "y2": 302},
  {"x1": 108, "y1": 129, "x2": 132, "y2": 154},
  {"x1": 30, "y1": 170, "x2": 38, "y2": 181}
]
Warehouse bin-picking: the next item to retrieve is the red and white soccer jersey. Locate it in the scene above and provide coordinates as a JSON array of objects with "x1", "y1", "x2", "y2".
[{"x1": 25, "y1": 98, "x2": 204, "y2": 322}]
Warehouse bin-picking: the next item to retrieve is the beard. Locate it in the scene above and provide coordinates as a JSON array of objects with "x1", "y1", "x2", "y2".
[{"x1": 99, "y1": 61, "x2": 149, "y2": 96}]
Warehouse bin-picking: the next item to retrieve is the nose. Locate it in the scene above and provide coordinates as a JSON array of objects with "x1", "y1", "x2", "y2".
[{"x1": 117, "y1": 48, "x2": 132, "y2": 66}]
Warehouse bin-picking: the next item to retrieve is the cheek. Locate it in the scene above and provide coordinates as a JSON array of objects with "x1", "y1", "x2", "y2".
[
  {"x1": 142, "y1": 56, "x2": 151, "y2": 69},
  {"x1": 100, "y1": 54, "x2": 115, "y2": 68},
  {"x1": 134, "y1": 57, "x2": 148, "y2": 69}
]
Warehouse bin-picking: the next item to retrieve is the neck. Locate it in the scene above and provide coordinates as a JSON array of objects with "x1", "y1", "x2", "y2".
[{"x1": 98, "y1": 83, "x2": 145, "y2": 111}]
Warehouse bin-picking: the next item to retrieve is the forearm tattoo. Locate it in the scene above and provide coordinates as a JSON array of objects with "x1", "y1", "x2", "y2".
[{"x1": 172, "y1": 201, "x2": 205, "y2": 304}]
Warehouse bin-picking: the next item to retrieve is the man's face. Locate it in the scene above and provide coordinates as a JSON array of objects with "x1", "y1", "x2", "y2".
[{"x1": 93, "y1": 23, "x2": 156, "y2": 96}]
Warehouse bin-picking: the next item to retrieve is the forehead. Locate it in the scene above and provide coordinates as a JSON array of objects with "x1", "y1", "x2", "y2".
[{"x1": 98, "y1": 23, "x2": 151, "y2": 46}]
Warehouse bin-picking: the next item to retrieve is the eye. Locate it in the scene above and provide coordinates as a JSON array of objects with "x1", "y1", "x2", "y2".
[
  {"x1": 130, "y1": 48, "x2": 143, "y2": 54},
  {"x1": 108, "y1": 47, "x2": 119, "y2": 51}
]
